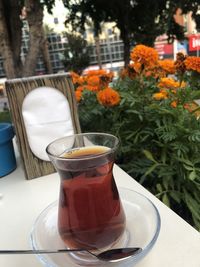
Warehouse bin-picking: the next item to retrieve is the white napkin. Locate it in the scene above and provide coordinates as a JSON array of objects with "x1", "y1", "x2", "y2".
[{"x1": 22, "y1": 86, "x2": 74, "y2": 161}]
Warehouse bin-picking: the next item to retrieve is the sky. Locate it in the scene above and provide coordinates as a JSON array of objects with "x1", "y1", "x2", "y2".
[{"x1": 43, "y1": 0, "x2": 67, "y2": 33}]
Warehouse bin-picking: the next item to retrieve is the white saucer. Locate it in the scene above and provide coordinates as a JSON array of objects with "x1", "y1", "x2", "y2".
[{"x1": 30, "y1": 187, "x2": 161, "y2": 267}]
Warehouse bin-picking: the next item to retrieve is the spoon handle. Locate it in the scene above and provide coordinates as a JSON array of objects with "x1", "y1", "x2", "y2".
[
  {"x1": 0, "y1": 249, "x2": 84, "y2": 254},
  {"x1": 0, "y1": 247, "x2": 142, "y2": 261}
]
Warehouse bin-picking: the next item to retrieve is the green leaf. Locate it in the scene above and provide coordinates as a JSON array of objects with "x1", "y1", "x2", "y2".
[
  {"x1": 183, "y1": 164, "x2": 194, "y2": 171},
  {"x1": 178, "y1": 158, "x2": 194, "y2": 166},
  {"x1": 184, "y1": 192, "x2": 200, "y2": 221},
  {"x1": 163, "y1": 178, "x2": 169, "y2": 190},
  {"x1": 143, "y1": 150, "x2": 157, "y2": 163},
  {"x1": 162, "y1": 193, "x2": 170, "y2": 207},
  {"x1": 169, "y1": 191, "x2": 181, "y2": 203},
  {"x1": 156, "y1": 183, "x2": 162, "y2": 193},
  {"x1": 189, "y1": 171, "x2": 196, "y2": 181},
  {"x1": 144, "y1": 163, "x2": 158, "y2": 176}
]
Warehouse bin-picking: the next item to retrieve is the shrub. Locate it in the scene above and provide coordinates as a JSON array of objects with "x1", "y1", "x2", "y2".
[{"x1": 72, "y1": 45, "x2": 200, "y2": 230}]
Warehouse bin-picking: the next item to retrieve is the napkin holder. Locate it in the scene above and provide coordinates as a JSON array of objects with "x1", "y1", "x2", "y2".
[{"x1": 5, "y1": 73, "x2": 81, "y2": 180}]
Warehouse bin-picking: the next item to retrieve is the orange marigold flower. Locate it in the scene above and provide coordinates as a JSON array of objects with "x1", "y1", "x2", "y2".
[
  {"x1": 87, "y1": 76, "x2": 100, "y2": 86},
  {"x1": 158, "y1": 59, "x2": 175, "y2": 75},
  {"x1": 75, "y1": 90, "x2": 82, "y2": 102},
  {"x1": 120, "y1": 64, "x2": 137, "y2": 79},
  {"x1": 76, "y1": 85, "x2": 85, "y2": 92},
  {"x1": 153, "y1": 91, "x2": 168, "y2": 100},
  {"x1": 99, "y1": 75, "x2": 112, "y2": 88},
  {"x1": 131, "y1": 62, "x2": 142, "y2": 73},
  {"x1": 119, "y1": 68, "x2": 129, "y2": 79},
  {"x1": 77, "y1": 84, "x2": 98, "y2": 92},
  {"x1": 103, "y1": 71, "x2": 114, "y2": 80},
  {"x1": 145, "y1": 70, "x2": 152, "y2": 77},
  {"x1": 144, "y1": 65, "x2": 165, "y2": 79},
  {"x1": 184, "y1": 56, "x2": 200, "y2": 73},
  {"x1": 130, "y1": 44, "x2": 158, "y2": 71},
  {"x1": 83, "y1": 69, "x2": 114, "y2": 89},
  {"x1": 174, "y1": 53, "x2": 187, "y2": 75},
  {"x1": 158, "y1": 77, "x2": 186, "y2": 90},
  {"x1": 171, "y1": 101, "x2": 177, "y2": 108},
  {"x1": 77, "y1": 76, "x2": 86, "y2": 85},
  {"x1": 85, "y1": 85, "x2": 99, "y2": 92},
  {"x1": 71, "y1": 71, "x2": 80, "y2": 84},
  {"x1": 97, "y1": 87, "x2": 121, "y2": 107},
  {"x1": 85, "y1": 69, "x2": 108, "y2": 77},
  {"x1": 97, "y1": 69, "x2": 110, "y2": 76}
]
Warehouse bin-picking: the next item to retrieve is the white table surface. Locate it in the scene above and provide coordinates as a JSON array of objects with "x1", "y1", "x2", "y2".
[{"x1": 0, "y1": 151, "x2": 200, "y2": 267}]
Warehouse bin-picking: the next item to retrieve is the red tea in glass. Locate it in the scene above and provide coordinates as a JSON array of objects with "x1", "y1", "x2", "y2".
[{"x1": 46, "y1": 133, "x2": 126, "y2": 250}]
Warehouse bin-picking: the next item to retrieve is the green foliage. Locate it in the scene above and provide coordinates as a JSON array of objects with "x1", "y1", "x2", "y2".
[
  {"x1": 40, "y1": 0, "x2": 55, "y2": 13},
  {"x1": 78, "y1": 90, "x2": 118, "y2": 133},
  {"x1": 63, "y1": 33, "x2": 91, "y2": 74},
  {"x1": 78, "y1": 72, "x2": 200, "y2": 231},
  {"x1": 63, "y1": 0, "x2": 200, "y2": 64},
  {"x1": 0, "y1": 111, "x2": 11, "y2": 123}
]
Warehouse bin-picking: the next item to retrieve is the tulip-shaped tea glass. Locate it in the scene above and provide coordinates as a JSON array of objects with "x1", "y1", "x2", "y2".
[{"x1": 46, "y1": 133, "x2": 126, "y2": 251}]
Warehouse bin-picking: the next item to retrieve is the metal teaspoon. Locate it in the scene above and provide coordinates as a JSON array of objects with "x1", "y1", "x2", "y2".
[{"x1": 0, "y1": 247, "x2": 142, "y2": 262}]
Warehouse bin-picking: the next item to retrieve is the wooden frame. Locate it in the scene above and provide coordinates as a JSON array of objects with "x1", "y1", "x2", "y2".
[{"x1": 5, "y1": 73, "x2": 81, "y2": 180}]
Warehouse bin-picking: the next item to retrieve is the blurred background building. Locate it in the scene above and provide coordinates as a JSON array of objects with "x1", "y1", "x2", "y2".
[{"x1": 0, "y1": 1, "x2": 199, "y2": 79}]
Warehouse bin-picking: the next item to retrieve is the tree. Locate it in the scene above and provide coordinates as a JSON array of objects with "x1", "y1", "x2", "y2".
[
  {"x1": 63, "y1": 0, "x2": 200, "y2": 66},
  {"x1": 62, "y1": 33, "x2": 90, "y2": 74},
  {"x1": 0, "y1": 0, "x2": 54, "y2": 78}
]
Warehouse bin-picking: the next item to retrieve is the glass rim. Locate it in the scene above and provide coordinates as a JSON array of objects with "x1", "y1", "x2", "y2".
[{"x1": 46, "y1": 132, "x2": 119, "y2": 161}]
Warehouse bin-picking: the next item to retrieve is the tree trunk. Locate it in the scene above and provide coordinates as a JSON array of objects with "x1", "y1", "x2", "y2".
[
  {"x1": 22, "y1": 0, "x2": 45, "y2": 77},
  {"x1": 0, "y1": 0, "x2": 52, "y2": 79},
  {"x1": 41, "y1": 29, "x2": 53, "y2": 74},
  {"x1": 121, "y1": 32, "x2": 131, "y2": 67},
  {"x1": 94, "y1": 36, "x2": 102, "y2": 69},
  {"x1": 8, "y1": 0, "x2": 23, "y2": 77},
  {"x1": 0, "y1": 0, "x2": 17, "y2": 78}
]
